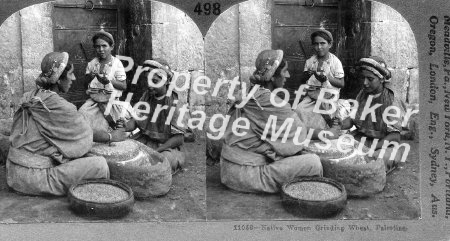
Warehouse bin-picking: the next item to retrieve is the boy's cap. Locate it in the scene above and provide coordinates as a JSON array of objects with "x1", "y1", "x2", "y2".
[{"x1": 311, "y1": 29, "x2": 333, "y2": 43}]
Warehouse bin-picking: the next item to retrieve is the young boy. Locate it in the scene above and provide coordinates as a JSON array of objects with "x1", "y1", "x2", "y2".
[
  {"x1": 86, "y1": 30, "x2": 126, "y2": 103},
  {"x1": 80, "y1": 30, "x2": 132, "y2": 133},
  {"x1": 295, "y1": 29, "x2": 345, "y2": 129}
]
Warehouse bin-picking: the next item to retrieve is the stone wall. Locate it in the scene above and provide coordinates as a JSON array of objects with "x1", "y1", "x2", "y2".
[
  {"x1": 0, "y1": 11, "x2": 21, "y2": 119},
  {"x1": 370, "y1": 1, "x2": 419, "y2": 105},
  {"x1": 204, "y1": 0, "x2": 271, "y2": 116},
  {"x1": 0, "y1": 2, "x2": 54, "y2": 120},
  {"x1": 20, "y1": 3, "x2": 54, "y2": 94},
  {"x1": 151, "y1": 1, "x2": 205, "y2": 128},
  {"x1": 204, "y1": 5, "x2": 239, "y2": 116},
  {"x1": 151, "y1": 1, "x2": 204, "y2": 72},
  {"x1": 150, "y1": 0, "x2": 272, "y2": 136},
  {"x1": 237, "y1": 0, "x2": 272, "y2": 87}
]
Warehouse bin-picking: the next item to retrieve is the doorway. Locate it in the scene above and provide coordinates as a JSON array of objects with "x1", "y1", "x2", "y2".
[
  {"x1": 52, "y1": 0, "x2": 119, "y2": 108},
  {"x1": 272, "y1": 0, "x2": 340, "y2": 102}
]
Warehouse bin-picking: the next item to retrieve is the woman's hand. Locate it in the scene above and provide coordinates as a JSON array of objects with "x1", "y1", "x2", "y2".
[
  {"x1": 93, "y1": 128, "x2": 128, "y2": 143},
  {"x1": 116, "y1": 119, "x2": 125, "y2": 129},
  {"x1": 340, "y1": 117, "x2": 353, "y2": 130},
  {"x1": 330, "y1": 117, "x2": 342, "y2": 129},
  {"x1": 123, "y1": 118, "x2": 137, "y2": 132},
  {"x1": 326, "y1": 127, "x2": 341, "y2": 140},
  {"x1": 111, "y1": 128, "x2": 128, "y2": 142}
]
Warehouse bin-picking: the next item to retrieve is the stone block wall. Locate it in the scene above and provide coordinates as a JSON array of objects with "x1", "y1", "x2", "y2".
[
  {"x1": 151, "y1": 0, "x2": 272, "y2": 136},
  {"x1": 237, "y1": 0, "x2": 272, "y2": 87},
  {"x1": 370, "y1": 1, "x2": 419, "y2": 106},
  {"x1": 204, "y1": 0, "x2": 271, "y2": 117},
  {"x1": 0, "y1": 12, "x2": 21, "y2": 119},
  {"x1": 151, "y1": 1, "x2": 204, "y2": 72},
  {"x1": 150, "y1": 1, "x2": 206, "y2": 138},
  {"x1": 204, "y1": 5, "x2": 240, "y2": 116},
  {"x1": 20, "y1": 3, "x2": 54, "y2": 94},
  {"x1": 0, "y1": 2, "x2": 54, "y2": 120}
]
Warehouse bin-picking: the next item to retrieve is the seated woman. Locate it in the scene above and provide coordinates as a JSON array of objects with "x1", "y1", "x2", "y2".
[
  {"x1": 124, "y1": 59, "x2": 186, "y2": 173},
  {"x1": 295, "y1": 29, "x2": 345, "y2": 129},
  {"x1": 6, "y1": 52, "x2": 109, "y2": 196},
  {"x1": 220, "y1": 50, "x2": 340, "y2": 194},
  {"x1": 340, "y1": 56, "x2": 406, "y2": 172}
]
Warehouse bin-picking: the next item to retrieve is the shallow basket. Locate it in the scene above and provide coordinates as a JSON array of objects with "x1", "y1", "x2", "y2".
[
  {"x1": 281, "y1": 176, "x2": 347, "y2": 218},
  {"x1": 68, "y1": 179, "x2": 135, "y2": 219}
]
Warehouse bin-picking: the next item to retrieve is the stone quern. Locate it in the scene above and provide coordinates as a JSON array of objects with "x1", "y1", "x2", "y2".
[{"x1": 89, "y1": 140, "x2": 172, "y2": 199}]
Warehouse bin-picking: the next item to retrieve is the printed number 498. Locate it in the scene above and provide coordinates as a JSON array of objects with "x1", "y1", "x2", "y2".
[{"x1": 194, "y1": 2, "x2": 221, "y2": 15}]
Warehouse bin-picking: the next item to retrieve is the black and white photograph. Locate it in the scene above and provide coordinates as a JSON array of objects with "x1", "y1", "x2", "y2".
[
  {"x1": 205, "y1": 0, "x2": 420, "y2": 221},
  {"x1": 0, "y1": 0, "x2": 206, "y2": 223},
  {"x1": 0, "y1": 0, "x2": 447, "y2": 240}
]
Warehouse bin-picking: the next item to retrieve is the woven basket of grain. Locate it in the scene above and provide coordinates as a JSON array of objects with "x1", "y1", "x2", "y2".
[
  {"x1": 281, "y1": 176, "x2": 347, "y2": 218},
  {"x1": 68, "y1": 179, "x2": 134, "y2": 218},
  {"x1": 89, "y1": 140, "x2": 172, "y2": 198}
]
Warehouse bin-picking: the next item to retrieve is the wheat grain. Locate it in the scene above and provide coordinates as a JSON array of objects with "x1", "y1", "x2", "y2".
[
  {"x1": 73, "y1": 183, "x2": 129, "y2": 203},
  {"x1": 285, "y1": 181, "x2": 341, "y2": 201}
]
